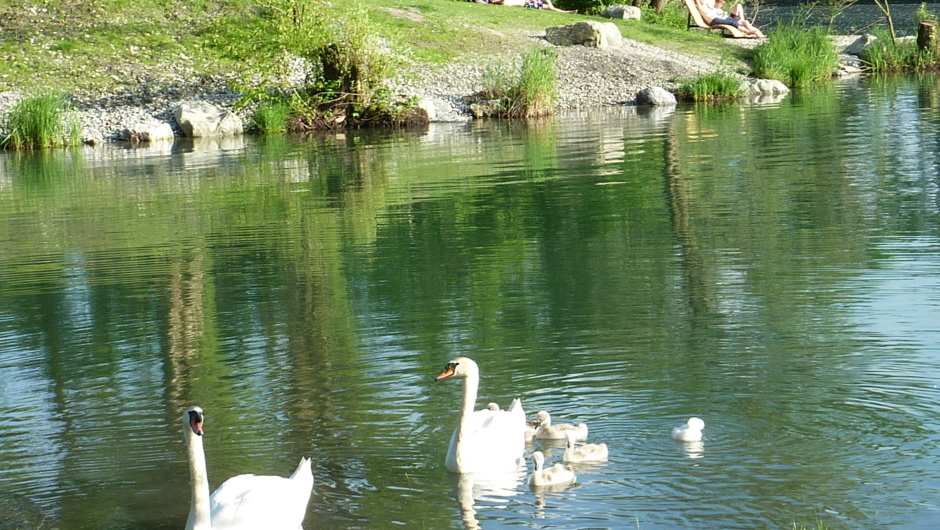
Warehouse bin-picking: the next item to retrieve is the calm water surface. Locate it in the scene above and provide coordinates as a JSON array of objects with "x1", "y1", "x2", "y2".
[{"x1": 1, "y1": 76, "x2": 939, "y2": 529}]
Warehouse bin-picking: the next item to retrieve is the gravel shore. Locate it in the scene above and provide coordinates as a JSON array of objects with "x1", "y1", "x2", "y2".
[{"x1": 0, "y1": 28, "x2": 840, "y2": 144}]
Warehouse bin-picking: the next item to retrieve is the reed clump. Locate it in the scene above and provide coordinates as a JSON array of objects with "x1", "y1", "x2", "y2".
[
  {"x1": 677, "y1": 71, "x2": 742, "y2": 102},
  {"x1": 1, "y1": 92, "x2": 81, "y2": 150},
  {"x1": 471, "y1": 47, "x2": 557, "y2": 118},
  {"x1": 751, "y1": 22, "x2": 839, "y2": 88},
  {"x1": 861, "y1": 28, "x2": 937, "y2": 73}
]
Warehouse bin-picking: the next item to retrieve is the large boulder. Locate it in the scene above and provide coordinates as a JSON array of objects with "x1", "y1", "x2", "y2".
[
  {"x1": 173, "y1": 101, "x2": 243, "y2": 138},
  {"x1": 636, "y1": 86, "x2": 676, "y2": 107},
  {"x1": 545, "y1": 21, "x2": 622, "y2": 49},
  {"x1": 601, "y1": 5, "x2": 642, "y2": 20}
]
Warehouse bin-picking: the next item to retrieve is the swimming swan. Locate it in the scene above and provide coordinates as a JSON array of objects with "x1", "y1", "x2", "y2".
[
  {"x1": 436, "y1": 357, "x2": 527, "y2": 474},
  {"x1": 671, "y1": 417, "x2": 705, "y2": 442},
  {"x1": 183, "y1": 406, "x2": 314, "y2": 530},
  {"x1": 533, "y1": 411, "x2": 588, "y2": 441},
  {"x1": 562, "y1": 431, "x2": 608, "y2": 463},
  {"x1": 529, "y1": 451, "x2": 576, "y2": 487}
]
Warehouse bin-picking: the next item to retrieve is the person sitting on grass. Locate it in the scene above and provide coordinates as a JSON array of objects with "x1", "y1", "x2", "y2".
[
  {"x1": 491, "y1": 0, "x2": 578, "y2": 14},
  {"x1": 696, "y1": 0, "x2": 765, "y2": 38}
]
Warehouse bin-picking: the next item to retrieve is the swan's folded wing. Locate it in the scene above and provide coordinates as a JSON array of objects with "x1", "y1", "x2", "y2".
[{"x1": 210, "y1": 473, "x2": 311, "y2": 529}]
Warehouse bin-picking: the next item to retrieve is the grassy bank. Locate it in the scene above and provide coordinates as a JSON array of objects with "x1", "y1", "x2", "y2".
[{"x1": 0, "y1": 0, "x2": 749, "y2": 97}]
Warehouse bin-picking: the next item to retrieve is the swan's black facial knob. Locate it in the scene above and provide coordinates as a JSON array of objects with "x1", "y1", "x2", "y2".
[
  {"x1": 189, "y1": 409, "x2": 204, "y2": 436},
  {"x1": 436, "y1": 361, "x2": 458, "y2": 380}
]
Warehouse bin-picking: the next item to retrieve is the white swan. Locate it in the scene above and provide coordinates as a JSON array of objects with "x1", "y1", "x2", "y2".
[
  {"x1": 533, "y1": 410, "x2": 588, "y2": 441},
  {"x1": 529, "y1": 451, "x2": 576, "y2": 487},
  {"x1": 671, "y1": 417, "x2": 705, "y2": 442},
  {"x1": 436, "y1": 357, "x2": 527, "y2": 473},
  {"x1": 183, "y1": 406, "x2": 314, "y2": 530},
  {"x1": 562, "y1": 431, "x2": 608, "y2": 463}
]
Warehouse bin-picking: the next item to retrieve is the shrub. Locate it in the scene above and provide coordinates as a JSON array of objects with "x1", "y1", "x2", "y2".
[
  {"x1": 251, "y1": 102, "x2": 293, "y2": 134},
  {"x1": 677, "y1": 71, "x2": 742, "y2": 101},
  {"x1": 517, "y1": 47, "x2": 556, "y2": 117},
  {"x1": 474, "y1": 47, "x2": 557, "y2": 118},
  {"x1": 861, "y1": 28, "x2": 933, "y2": 73},
  {"x1": 644, "y1": 1, "x2": 690, "y2": 30},
  {"x1": 1, "y1": 92, "x2": 80, "y2": 150},
  {"x1": 751, "y1": 22, "x2": 838, "y2": 87}
]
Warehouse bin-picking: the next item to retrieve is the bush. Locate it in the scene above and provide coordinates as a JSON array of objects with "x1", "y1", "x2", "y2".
[
  {"x1": 677, "y1": 71, "x2": 742, "y2": 101},
  {"x1": 474, "y1": 47, "x2": 557, "y2": 118},
  {"x1": 644, "y1": 1, "x2": 690, "y2": 30},
  {"x1": 751, "y1": 21, "x2": 838, "y2": 87},
  {"x1": 1, "y1": 92, "x2": 81, "y2": 150},
  {"x1": 251, "y1": 102, "x2": 293, "y2": 134},
  {"x1": 861, "y1": 28, "x2": 934, "y2": 73}
]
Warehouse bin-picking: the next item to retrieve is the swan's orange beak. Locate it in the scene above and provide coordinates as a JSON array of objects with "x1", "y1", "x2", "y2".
[
  {"x1": 189, "y1": 410, "x2": 204, "y2": 436},
  {"x1": 436, "y1": 362, "x2": 457, "y2": 380}
]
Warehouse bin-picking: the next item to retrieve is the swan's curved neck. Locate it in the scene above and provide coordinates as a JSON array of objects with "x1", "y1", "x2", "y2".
[
  {"x1": 457, "y1": 371, "x2": 479, "y2": 437},
  {"x1": 185, "y1": 431, "x2": 212, "y2": 530}
]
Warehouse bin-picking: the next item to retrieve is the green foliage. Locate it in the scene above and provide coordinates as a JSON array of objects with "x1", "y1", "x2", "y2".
[
  {"x1": 751, "y1": 21, "x2": 838, "y2": 88},
  {"x1": 677, "y1": 71, "x2": 742, "y2": 102},
  {"x1": 517, "y1": 47, "x2": 556, "y2": 117},
  {"x1": 251, "y1": 102, "x2": 293, "y2": 134},
  {"x1": 861, "y1": 28, "x2": 935, "y2": 73},
  {"x1": 310, "y1": 4, "x2": 393, "y2": 106},
  {"x1": 916, "y1": 3, "x2": 938, "y2": 24},
  {"x1": 476, "y1": 47, "x2": 556, "y2": 118},
  {"x1": 643, "y1": 1, "x2": 690, "y2": 30},
  {"x1": 556, "y1": 0, "x2": 609, "y2": 16},
  {"x1": 1, "y1": 92, "x2": 79, "y2": 150}
]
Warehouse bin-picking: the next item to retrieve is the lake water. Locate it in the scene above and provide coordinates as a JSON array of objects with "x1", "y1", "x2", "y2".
[{"x1": 1, "y1": 76, "x2": 939, "y2": 529}]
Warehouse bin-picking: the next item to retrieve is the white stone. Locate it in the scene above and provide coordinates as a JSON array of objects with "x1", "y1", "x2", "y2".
[
  {"x1": 173, "y1": 101, "x2": 243, "y2": 138},
  {"x1": 121, "y1": 121, "x2": 175, "y2": 143},
  {"x1": 741, "y1": 78, "x2": 790, "y2": 96}
]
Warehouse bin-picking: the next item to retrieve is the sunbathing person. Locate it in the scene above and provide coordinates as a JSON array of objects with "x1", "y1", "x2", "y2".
[
  {"x1": 491, "y1": 0, "x2": 578, "y2": 14},
  {"x1": 696, "y1": 0, "x2": 765, "y2": 38}
]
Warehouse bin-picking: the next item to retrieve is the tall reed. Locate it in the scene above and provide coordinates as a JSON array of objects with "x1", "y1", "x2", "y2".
[
  {"x1": 677, "y1": 71, "x2": 742, "y2": 102},
  {"x1": 862, "y1": 28, "x2": 935, "y2": 73},
  {"x1": 516, "y1": 47, "x2": 556, "y2": 118},
  {"x1": 478, "y1": 47, "x2": 557, "y2": 118},
  {"x1": 1, "y1": 92, "x2": 78, "y2": 150},
  {"x1": 751, "y1": 22, "x2": 838, "y2": 88}
]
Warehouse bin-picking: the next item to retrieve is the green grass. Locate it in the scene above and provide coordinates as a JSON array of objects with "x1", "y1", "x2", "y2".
[
  {"x1": 250, "y1": 102, "x2": 293, "y2": 134},
  {"x1": 677, "y1": 71, "x2": 742, "y2": 102},
  {"x1": 476, "y1": 47, "x2": 557, "y2": 118},
  {"x1": 0, "y1": 92, "x2": 80, "y2": 150},
  {"x1": 751, "y1": 21, "x2": 839, "y2": 87},
  {"x1": 0, "y1": 0, "x2": 749, "y2": 96},
  {"x1": 861, "y1": 28, "x2": 937, "y2": 73}
]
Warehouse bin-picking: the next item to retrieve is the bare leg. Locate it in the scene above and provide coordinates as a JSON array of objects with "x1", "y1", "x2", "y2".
[
  {"x1": 540, "y1": 0, "x2": 578, "y2": 13},
  {"x1": 739, "y1": 19, "x2": 765, "y2": 38}
]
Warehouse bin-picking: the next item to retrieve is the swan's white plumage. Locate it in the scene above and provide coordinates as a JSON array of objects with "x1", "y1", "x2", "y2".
[
  {"x1": 562, "y1": 431, "x2": 608, "y2": 463},
  {"x1": 533, "y1": 410, "x2": 588, "y2": 441},
  {"x1": 436, "y1": 357, "x2": 526, "y2": 474},
  {"x1": 529, "y1": 451, "x2": 576, "y2": 487},
  {"x1": 671, "y1": 417, "x2": 705, "y2": 442},
  {"x1": 182, "y1": 406, "x2": 314, "y2": 530}
]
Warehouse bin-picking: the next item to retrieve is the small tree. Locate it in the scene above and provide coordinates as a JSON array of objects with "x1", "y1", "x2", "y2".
[{"x1": 873, "y1": 0, "x2": 897, "y2": 41}]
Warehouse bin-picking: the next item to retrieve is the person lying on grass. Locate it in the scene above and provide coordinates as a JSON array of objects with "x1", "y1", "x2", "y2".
[
  {"x1": 696, "y1": 0, "x2": 765, "y2": 38},
  {"x1": 491, "y1": 0, "x2": 578, "y2": 14}
]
